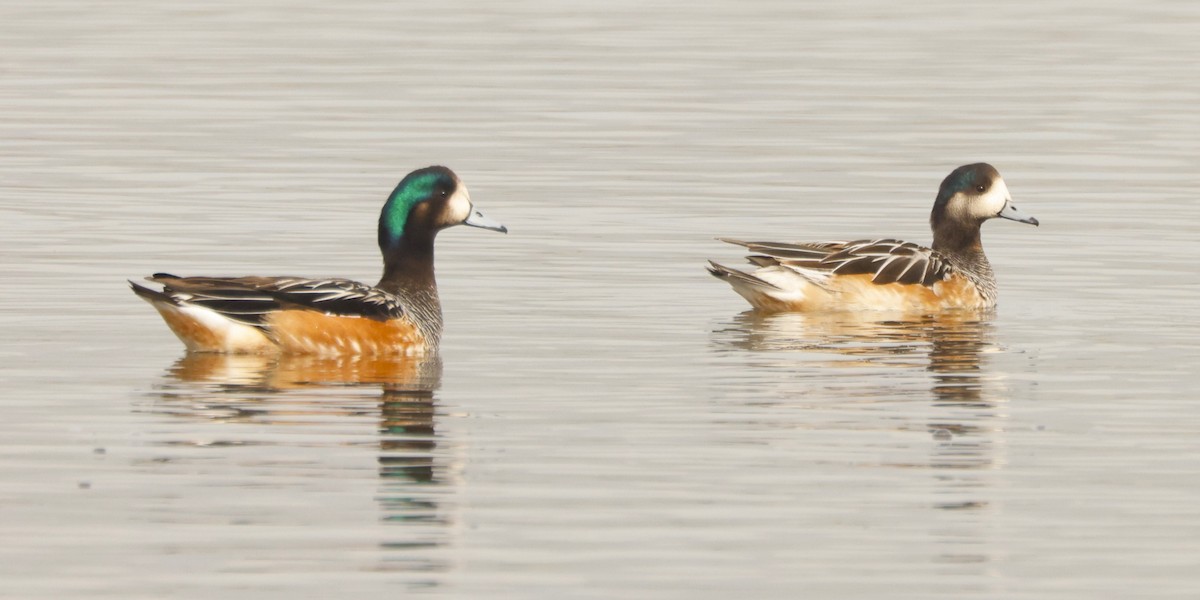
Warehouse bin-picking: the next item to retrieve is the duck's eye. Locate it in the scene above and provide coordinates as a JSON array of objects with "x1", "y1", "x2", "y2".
[
  {"x1": 438, "y1": 189, "x2": 449, "y2": 198},
  {"x1": 975, "y1": 185, "x2": 987, "y2": 193}
]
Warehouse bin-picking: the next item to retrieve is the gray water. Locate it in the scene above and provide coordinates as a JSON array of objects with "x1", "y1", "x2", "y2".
[{"x1": 3, "y1": 1, "x2": 1200, "y2": 598}]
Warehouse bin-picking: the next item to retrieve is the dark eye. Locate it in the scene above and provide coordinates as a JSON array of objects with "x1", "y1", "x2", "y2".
[
  {"x1": 438, "y1": 189, "x2": 449, "y2": 198},
  {"x1": 975, "y1": 185, "x2": 986, "y2": 193}
]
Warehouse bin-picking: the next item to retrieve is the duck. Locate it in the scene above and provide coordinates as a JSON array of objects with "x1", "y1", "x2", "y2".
[
  {"x1": 707, "y1": 163, "x2": 1037, "y2": 313},
  {"x1": 130, "y1": 166, "x2": 506, "y2": 355}
]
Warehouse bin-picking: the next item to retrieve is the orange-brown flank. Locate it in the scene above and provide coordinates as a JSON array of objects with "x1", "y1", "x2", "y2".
[
  {"x1": 753, "y1": 273, "x2": 987, "y2": 313},
  {"x1": 266, "y1": 310, "x2": 427, "y2": 355},
  {"x1": 926, "y1": 274, "x2": 988, "y2": 310}
]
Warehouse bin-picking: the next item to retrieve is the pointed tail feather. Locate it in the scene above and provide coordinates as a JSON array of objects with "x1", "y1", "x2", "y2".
[
  {"x1": 706, "y1": 261, "x2": 782, "y2": 291},
  {"x1": 129, "y1": 280, "x2": 174, "y2": 304},
  {"x1": 716, "y1": 237, "x2": 751, "y2": 248}
]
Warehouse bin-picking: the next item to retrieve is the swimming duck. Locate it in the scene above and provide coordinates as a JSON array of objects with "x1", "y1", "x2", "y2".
[
  {"x1": 707, "y1": 163, "x2": 1037, "y2": 312},
  {"x1": 131, "y1": 166, "x2": 506, "y2": 355}
]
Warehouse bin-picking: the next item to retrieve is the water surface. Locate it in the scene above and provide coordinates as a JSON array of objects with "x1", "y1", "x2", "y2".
[{"x1": 2, "y1": 1, "x2": 1199, "y2": 598}]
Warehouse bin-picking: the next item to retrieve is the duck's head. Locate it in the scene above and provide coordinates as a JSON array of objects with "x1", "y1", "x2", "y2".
[
  {"x1": 931, "y1": 163, "x2": 1038, "y2": 236},
  {"x1": 378, "y1": 166, "x2": 506, "y2": 252}
]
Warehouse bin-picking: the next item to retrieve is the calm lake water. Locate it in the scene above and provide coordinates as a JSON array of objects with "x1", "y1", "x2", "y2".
[{"x1": 3, "y1": 1, "x2": 1199, "y2": 598}]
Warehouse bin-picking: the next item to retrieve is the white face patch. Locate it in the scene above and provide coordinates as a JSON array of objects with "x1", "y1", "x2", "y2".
[
  {"x1": 446, "y1": 182, "x2": 472, "y2": 224},
  {"x1": 974, "y1": 177, "x2": 1011, "y2": 218}
]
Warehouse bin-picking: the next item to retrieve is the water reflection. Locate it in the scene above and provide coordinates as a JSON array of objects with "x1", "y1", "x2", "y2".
[
  {"x1": 713, "y1": 311, "x2": 1005, "y2": 566},
  {"x1": 716, "y1": 309, "x2": 1002, "y2": 460},
  {"x1": 716, "y1": 310, "x2": 998, "y2": 405},
  {"x1": 147, "y1": 353, "x2": 451, "y2": 576}
]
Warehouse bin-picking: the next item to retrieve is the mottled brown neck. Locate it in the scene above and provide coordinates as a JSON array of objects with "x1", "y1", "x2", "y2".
[
  {"x1": 377, "y1": 233, "x2": 444, "y2": 347},
  {"x1": 378, "y1": 236, "x2": 435, "y2": 295},
  {"x1": 932, "y1": 221, "x2": 998, "y2": 305},
  {"x1": 932, "y1": 221, "x2": 984, "y2": 256}
]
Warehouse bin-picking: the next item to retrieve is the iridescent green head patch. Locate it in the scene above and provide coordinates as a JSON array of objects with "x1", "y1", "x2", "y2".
[
  {"x1": 378, "y1": 167, "x2": 457, "y2": 249},
  {"x1": 935, "y1": 163, "x2": 998, "y2": 204}
]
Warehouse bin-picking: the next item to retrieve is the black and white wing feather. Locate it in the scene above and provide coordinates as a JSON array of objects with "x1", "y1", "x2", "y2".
[
  {"x1": 143, "y1": 274, "x2": 405, "y2": 327},
  {"x1": 720, "y1": 238, "x2": 955, "y2": 287}
]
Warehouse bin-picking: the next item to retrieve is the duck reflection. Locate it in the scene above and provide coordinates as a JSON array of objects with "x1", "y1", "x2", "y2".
[
  {"x1": 716, "y1": 310, "x2": 997, "y2": 407},
  {"x1": 715, "y1": 310, "x2": 1001, "y2": 459},
  {"x1": 151, "y1": 352, "x2": 450, "y2": 574},
  {"x1": 713, "y1": 310, "x2": 1003, "y2": 567}
]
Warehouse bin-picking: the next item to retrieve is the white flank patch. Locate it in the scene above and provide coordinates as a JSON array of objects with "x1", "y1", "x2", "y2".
[
  {"x1": 752, "y1": 266, "x2": 822, "y2": 301},
  {"x1": 776, "y1": 265, "x2": 833, "y2": 289},
  {"x1": 167, "y1": 303, "x2": 271, "y2": 352}
]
